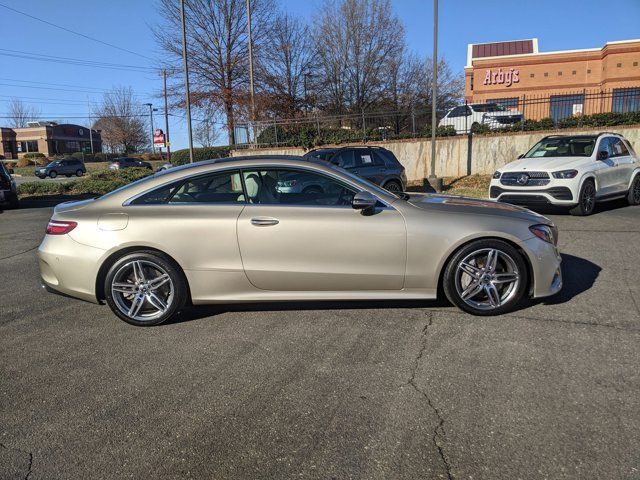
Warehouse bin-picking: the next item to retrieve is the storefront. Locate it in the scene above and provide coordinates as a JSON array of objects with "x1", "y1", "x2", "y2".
[
  {"x1": 0, "y1": 122, "x2": 102, "y2": 160},
  {"x1": 464, "y1": 39, "x2": 640, "y2": 121}
]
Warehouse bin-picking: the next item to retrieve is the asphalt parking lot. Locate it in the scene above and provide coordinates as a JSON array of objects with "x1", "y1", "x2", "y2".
[{"x1": 1, "y1": 200, "x2": 639, "y2": 479}]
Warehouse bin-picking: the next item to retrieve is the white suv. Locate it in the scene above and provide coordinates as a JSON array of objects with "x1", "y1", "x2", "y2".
[
  {"x1": 439, "y1": 103, "x2": 523, "y2": 134},
  {"x1": 490, "y1": 133, "x2": 640, "y2": 216}
]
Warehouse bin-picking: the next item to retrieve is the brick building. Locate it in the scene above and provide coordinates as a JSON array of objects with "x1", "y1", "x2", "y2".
[
  {"x1": 464, "y1": 39, "x2": 640, "y2": 121},
  {"x1": 0, "y1": 122, "x2": 102, "y2": 159}
]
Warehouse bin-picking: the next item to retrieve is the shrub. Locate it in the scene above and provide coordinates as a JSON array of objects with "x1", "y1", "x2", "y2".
[
  {"x1": 172, "y1": 146, "x2": 231, "y2": 165},
  {"x1": 18, "y1": 181, "x2": 67, "y2": 196},
  {"x1": 23, "y1": 152, "x2": 45, "y2": 159},
  {"x1": 16, "y1": 157, "x2": 34, "y2": 168}
]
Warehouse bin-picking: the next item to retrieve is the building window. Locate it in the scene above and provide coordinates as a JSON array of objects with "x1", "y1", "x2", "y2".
[
  {"x1": 612, "y1": 88, "x2": 640, "y2": 113},
  {"x1": 558, "y1": 71, "x2": 562, "y2": 76},
  {"x1": 66, "y1": 141, "x2": 80, "y2": 152},
  {"x1": 550, "y1": 94, "x2": 584, "y2": 122},
  {"x1": 587, "y1": 69, "x2": 591, "y2": 74},
  {"x1": 26, "y1": 140, "x2": 39, "y2": 152},
  {"x1": 572, "y1": 70, "x2": 577, "y2": 75},
  {"x1": 544, "y1": 72, "x2": 548, "y2": 77},
  {"x1": 530, "y1": 73, "x2": 534, "y2": 78},
  {"x1": 634, "y1": 62, "x2": 638, "y2": 67},
  {"x1": 487, "y1": 97, "x2": 519, "y2": 110},
  {"x1": 617, "y1": 63, "x2": 622, "y2": 68}
]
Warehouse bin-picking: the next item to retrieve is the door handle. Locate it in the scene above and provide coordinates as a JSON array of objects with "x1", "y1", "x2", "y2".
[{"x1": 251, "y1": 217, "x2": 279, "y2": 226}]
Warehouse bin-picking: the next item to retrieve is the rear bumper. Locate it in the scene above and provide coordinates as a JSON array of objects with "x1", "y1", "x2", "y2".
[{"x1": 38, "y1": 234, "x2": 105, "y2": 304}]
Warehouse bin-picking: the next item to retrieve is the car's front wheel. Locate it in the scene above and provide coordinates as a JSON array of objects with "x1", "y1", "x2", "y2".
[
  {"x1": 443, "y1": 239, "x2": 528, "y2": 316},
  {"x1": 76, "y1": 169, "x2": 84, "y2": 177},
  {"x1": 104, "y1": 251, "x2": 187, "y2": 326},
  {"x1": 569, "y1": 180, "x2": 596, "y2": 216},
  {"x1": 627, "y1": 174, "x2": 640, "y2": 206},
  {"x1": 49, "y1": 170, "x2": 57, "y2": 179}
]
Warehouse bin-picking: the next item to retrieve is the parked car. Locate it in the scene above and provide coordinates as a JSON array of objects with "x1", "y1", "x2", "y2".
[
  {"x1": 156, "y1": 162, "x2": 173, "y2": 172},
  {"x1": 439, "y1": 103, "x2": 523, "y2": 134},
  {"x1": 36, "y1": 158, "x2": 86, "y2": 178},
  {"x1": 303, "y1": 146, "x2": 407, "y2": 192},
  {"x1": 38, "y1": 156, "x2": 562, "y2": 326},
  {"x1": 490, "y1": 133, "x2": 640, "y2": 216},
  {"x1": 108, "y1": 157, "x2": 153, "y2": 171},
  {"x1": 0, "y1": 162, "x2": 19, "y2": 209}
]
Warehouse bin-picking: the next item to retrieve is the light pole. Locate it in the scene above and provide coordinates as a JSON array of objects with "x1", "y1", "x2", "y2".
[
  {"x1": 181, "y1": 0, "x2": 194, "y2": 162},
  {"x1": 144, "y1": 103, "x2": 158, "y2": 155},
  {"x1": 429, "y1": 0, "x2": 442, "y2": 192},
  {"x1": 246, "y1": 0, "x2": 256, "y2": 145},
  {"x1": 163, "y1": 69, "x2": 171, "y2": 161}
]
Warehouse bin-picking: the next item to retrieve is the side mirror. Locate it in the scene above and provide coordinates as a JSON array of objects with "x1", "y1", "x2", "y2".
[
  {"x1": 517, "y1": 154, "x2": 524, "y2": 159},
  {"x1": 352, "y1": 191, "x2": 377, "y2": 212},
  {"x1": 597, "y1": 150, "x2": 609, "y2": 161}
]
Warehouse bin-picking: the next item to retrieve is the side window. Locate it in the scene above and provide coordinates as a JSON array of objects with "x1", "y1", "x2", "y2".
[
  {"x1": 170, "y1": 170, "x2": 245, "y2": 203},
  {"x1": 242, "y1": 169, "x2": 356, "y2": 206},
  {"x1": 610, "y1": 138, "x2": 629, "y2": 157},
  {"x1": 598, "y1": 138, "x2": 612, "y2": 157},
  {"x1": 354, "y1": 149, "x2": 384, "y2": 167},
  {"x1": 131, "y1": 181, "x2": 183, "y2": 205},
  {"x1": 332, "y1": 150, "x2": 356, "y2": 169},
  {"x1": 372, "y1": 150, "x2": 390, "y2": 166},
  {"x1": 449, "y1": 107, "x2": 462, "y2": 118}
]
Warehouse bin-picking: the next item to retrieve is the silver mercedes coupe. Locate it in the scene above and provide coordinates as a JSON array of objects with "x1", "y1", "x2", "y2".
[{"x1": 38, "y1": 156, "x2": 562, "y2": 326}]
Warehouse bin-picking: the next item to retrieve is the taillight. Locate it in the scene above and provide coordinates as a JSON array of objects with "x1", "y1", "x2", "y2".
[{"x1": 46, "y1": 220, "x2": 77, "y2": 235}]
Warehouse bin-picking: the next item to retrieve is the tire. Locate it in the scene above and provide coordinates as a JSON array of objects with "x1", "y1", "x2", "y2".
[
  {"x1": 76, "y1": 169, "x2": 84, "y2": 177},
  {"x1": 569, "y1": 179, "x2": 596, "y2": 216},
  {"x1": 104, "y1": 251, "x2": 187, "y2": 326},
  {"x1": 627, "y1": 174, "x2": 640, "y2": 206},
  {"x1": 470, "y1": 122, "x2": 481, "y2": 134},
  {"x1": 443, "y1": 239, "x2": 528, "y2": 316},
  {"x1": 383, "y1": 180, "x2": 403, "y2": 193},
  {"x1": 49, "y1": 171, "x2": 57, "y2": 179}
]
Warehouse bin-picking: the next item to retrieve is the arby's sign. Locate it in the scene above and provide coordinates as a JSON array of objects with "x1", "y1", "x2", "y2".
[{"x1": 483, "y1": 68, "x2": 520, "y2": 87}]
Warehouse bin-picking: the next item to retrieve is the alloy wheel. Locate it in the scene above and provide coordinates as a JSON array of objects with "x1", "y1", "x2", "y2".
[
  {"x1": 633, "y1": 177, "x2": 640, "y2": 204},
  {"x1": 111, "y1": 259, "x2": 174, "y2": 322},
  {"x1": 582, "y1": 182, "x2": 595, "y2": 213},
  {"x1": 454, "y1": 248, "x2": 520, "y2": 311},
  {"x1": 385, "y1": 181, "x2": 402, "y2": 192}
]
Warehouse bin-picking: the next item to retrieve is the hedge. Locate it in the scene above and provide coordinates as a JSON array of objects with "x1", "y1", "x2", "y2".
[
  {"x1": 171, "y1": 146, "x2": 231, "y2": 165},
  {"x1": 17, "y1": 168, "x2": 152, "y2": 197}
]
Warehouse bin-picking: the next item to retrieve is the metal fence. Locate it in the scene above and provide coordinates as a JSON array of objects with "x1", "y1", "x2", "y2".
[{"x1": 234, "y1": 87, "x2": 640, "y2": 148}]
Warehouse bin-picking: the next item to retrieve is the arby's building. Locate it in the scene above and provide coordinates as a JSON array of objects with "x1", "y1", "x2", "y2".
[{"x1": 464, "y1": 38, "x2": 640, "y2": 120}]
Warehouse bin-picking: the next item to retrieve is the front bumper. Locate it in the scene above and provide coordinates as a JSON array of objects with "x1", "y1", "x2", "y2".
[
  {"x1": 522, "y1": 236, "x2": 562, "y2": 298},
  {"x1": 38, "y1": 234, "x2": 105, "y2": 304},
  {"x1": 489, "y1": 179, "x2": 578, "y2": 206}
]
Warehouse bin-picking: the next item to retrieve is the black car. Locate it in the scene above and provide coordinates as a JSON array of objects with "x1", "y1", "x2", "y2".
[
  {"x1": 0, "y1": 162, "x2": 19, "y2": 209},
  {"x1": 303, "y1": 146, "x2": 407, "y2": 192},
  {"x1": 36, "y1": 158, "x2": 86, "y2": 178},
  {"x1": 109, "y1": 157, "x2": 153, "y2": 171}
]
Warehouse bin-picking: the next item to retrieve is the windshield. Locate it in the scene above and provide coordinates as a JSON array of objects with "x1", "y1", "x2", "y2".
[
  {"x1": 47, "y1": 161, "x2": 61, "y2": 167},
  {"x1": 524, "y1": 137, "x2": 597, "y2": 158},
  {"x1": 472, "y1": 104, "x2": 506, "y2": 112}
]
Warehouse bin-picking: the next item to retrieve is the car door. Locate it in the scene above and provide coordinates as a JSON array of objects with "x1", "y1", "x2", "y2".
[
  {"x1": 609, "y1": 137, "x2": 634, "y2": 192},
  {"x1": 351, "y1": 148, "x2": 387, "y2": 185},
  {"x1": 594, "y1": 137, "x2": 623, "y2": 196},
  {"x1": 236, "y1": 167, "x2": 406, "y2": 292}
]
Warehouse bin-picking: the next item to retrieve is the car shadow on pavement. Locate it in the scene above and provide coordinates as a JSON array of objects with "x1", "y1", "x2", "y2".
[{"x1": 526, "y1": 198, "x2": 630, "y2": 216}]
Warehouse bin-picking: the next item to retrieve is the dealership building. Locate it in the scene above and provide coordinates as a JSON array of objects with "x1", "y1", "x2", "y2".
[
  {"x1": 0, "y1": 121, "x2": 102, "y2": 159},
  {"x1": 464, "y1": 38, "x2": 640, "y2": 121}
]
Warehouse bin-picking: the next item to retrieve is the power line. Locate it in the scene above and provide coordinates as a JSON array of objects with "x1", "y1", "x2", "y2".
[{"x1": 0, "y1": 2, "x2": 153, "y2": 61}]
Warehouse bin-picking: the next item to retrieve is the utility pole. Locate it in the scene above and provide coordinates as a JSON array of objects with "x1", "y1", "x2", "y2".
[
  {"x1": 144, "y1": 103, "x2": 156, "y2": 155},
  {"x1": 87, "y1": 99, "x2": 94, "y2": 154},
  {"x1": 163, "y1": 69, "x2": 171, "y2": 161},
  {"x1": 246, "y1": 0, "x2": 256, "y2": 145},
  {"x1": 181, "y1": 0, "x2": 194, "y2": 162},
  {"x1": 429, "y1": 0, "x2": 442, "y2": 192}
]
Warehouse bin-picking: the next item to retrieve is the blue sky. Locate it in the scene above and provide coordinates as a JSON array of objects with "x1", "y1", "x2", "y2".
[{"x1": 1, "y1": 0, "x2": 639, "y2": 151}]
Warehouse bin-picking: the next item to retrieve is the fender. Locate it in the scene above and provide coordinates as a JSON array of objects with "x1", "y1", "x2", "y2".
[
  {"x1": 626, "y1": 167, "x2": 640, "y2": 190},
  {"x1": 577, "y1": 172, "x2": 598, "y2": 192}
]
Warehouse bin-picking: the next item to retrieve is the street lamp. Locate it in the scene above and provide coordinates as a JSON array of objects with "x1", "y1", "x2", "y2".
[{"x1": 144, "y1": 103, "x2": 158, "y2": 155}]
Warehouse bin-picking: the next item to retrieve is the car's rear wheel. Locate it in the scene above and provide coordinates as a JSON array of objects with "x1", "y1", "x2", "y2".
[
  {"x1": 569, "y1": 180, "x2": 596, "y2": 216},
  {"x1": 627, "y1": 174, "x2": 640, "y2": 206},
  {"x1": 49, "y1": 170, "x2": 57, "y2": 179},
  {"x1": 383, "y1": 180, "x2": 403, "y2": 193},
  {"x1": 104, "y1": 251, "x2": 187, "y2": 326},
  {"x1": 76, "y1": 169, "x2": 84, "y2": 177},
  {"x1": 443, "y1": 239, "x2": 528, "y2": 316}
]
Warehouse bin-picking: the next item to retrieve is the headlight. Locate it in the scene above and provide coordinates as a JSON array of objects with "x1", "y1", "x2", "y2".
[
  {"x1": 492, "y1": 171, "x2": 501, "y2": 179},
  {"x1": 552, "y1": 169, "x2": 578, "y2": 179},
  {"x1": 529, "y1": 224, "x2": 558, "y2": 245}
]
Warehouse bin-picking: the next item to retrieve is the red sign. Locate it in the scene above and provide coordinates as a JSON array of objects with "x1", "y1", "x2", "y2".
[
  {"x1": 483, "y1": 68, "x2": 520, "y2": 87},
  {"x1": 153, "y1": 129, "x2": 165, "y2": 145}
]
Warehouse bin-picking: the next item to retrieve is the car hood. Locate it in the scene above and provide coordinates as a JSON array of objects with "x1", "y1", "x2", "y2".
[
  {"x1": 406, "y1": 193, "x2": 549, "y2": 223},
  {"x1": 500, "y1": 156, "x2": 589, "y2": 172}
]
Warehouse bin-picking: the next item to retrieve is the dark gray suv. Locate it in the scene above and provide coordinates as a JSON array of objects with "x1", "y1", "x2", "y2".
[
  {"x1": 303, "y1": 146, "x2": 407, "y2": 192},
  {"x1": 36, "y1": 158, "x2": 86, "y2": 178},
  {"x1": 0, "y1": 161, "x2": 18, "y2": 209}
]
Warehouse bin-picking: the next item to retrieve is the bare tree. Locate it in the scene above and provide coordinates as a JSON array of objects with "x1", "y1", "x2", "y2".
[
  {"x1": 92, "y1": 87, "x2": 148, "y2": 153},
  {"x1": 154, "y1": 0, "x2": 274, "y2": 145},
  {"x1": 313, "y1": 0, "x2": 404, "y2": 114},
  {"x1": 258, "y1": 13, "x2": 315, "y2": 117},
  {"x1": 193, "y1": 102, "x2": 220, "y2": 147},
  {"x1": 7, "y1": 98, "x2": 41, "y2": 128}
]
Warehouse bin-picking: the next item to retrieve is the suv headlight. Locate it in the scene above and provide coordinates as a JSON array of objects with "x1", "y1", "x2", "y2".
[
  {"x1": 552, "y1": 169, "x2": 578, "y2": 179},
  {"x1": 529, "y1": 224, "x2": 558, "y2": 245},
  {"x1": 492, "y1": 171, "x2": 501, "y2": 179}
]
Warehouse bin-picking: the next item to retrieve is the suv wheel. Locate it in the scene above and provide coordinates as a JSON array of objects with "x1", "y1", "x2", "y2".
[
  {"x1": 76, "y1": 169, "x2": 84, "y2": 177},
  {"x1": 627, "y1": 174, "x2": 640, "y2": 206},
  {"x1": 383, "y1": 180, "x2": 403, "y2": 193},
  {"x1": 569, "y1": 180, "x2": 596, "y2": 216},
  {"x1": 443, "y1": 239, "x2": 528, "y2": 316},
  {"x1": 49, "y1": 170, "x2": 57, "y2": 179},
  {"x1": 104, "y1": 251, "x2": 187, "y2": 326}
]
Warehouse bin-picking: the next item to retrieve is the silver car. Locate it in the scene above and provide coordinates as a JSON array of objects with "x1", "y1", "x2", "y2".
[{"x1": 38, "y1": 156, "x2": 562, "y2": 326}]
